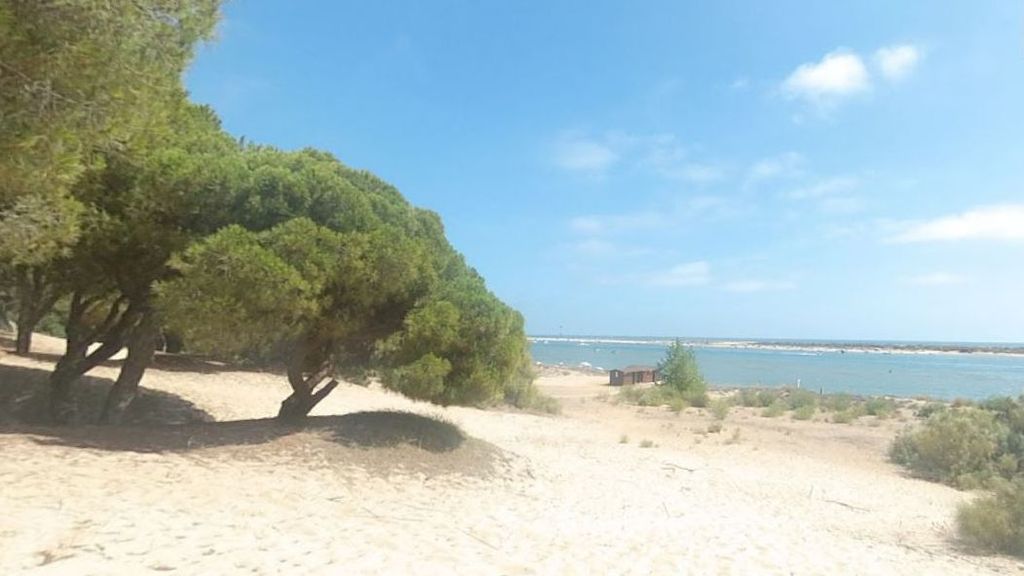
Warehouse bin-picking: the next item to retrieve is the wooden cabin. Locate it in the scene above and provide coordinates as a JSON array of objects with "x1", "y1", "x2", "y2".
[{"x1": 609, "y1": 365, "x2": 659, "y2": 386}]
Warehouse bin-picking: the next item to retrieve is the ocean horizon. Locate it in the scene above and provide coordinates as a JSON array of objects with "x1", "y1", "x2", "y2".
[{"x1": 529, "y1": 335, "x2": 1024, "y2": 401}]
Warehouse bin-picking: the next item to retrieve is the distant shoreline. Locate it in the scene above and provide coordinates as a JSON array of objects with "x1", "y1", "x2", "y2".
[{"x1": 528, "y1": 336, "x2": 1024, "y2": 358}]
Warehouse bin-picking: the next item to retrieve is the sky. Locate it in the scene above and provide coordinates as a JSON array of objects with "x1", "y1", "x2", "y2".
[{"x1": 186, "y1": 1, "x2": 1024, "y2": 342}]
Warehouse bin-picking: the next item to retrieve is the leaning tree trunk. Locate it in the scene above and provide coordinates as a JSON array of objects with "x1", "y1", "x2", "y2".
[
  {"x1": 99, "y1": 311, "x2": 159, "y2": 425},
  {"x1": 277, "y1": 346, "x2": 339, "y2": 421},
  {"x1": 13, "y1": 267, "x2": 60, "y2": 356},
  {"x1": 48, "y1": 292, "x2": 142, "y2": 424}
]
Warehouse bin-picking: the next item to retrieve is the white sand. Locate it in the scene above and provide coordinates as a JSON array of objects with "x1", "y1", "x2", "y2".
[{"x1": 1, "y1": 336, "x2": 1021, "y2": 574}]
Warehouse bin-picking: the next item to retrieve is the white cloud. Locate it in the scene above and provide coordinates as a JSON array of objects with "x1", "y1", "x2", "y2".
[
  {"x1": 889, "y1": 204, "x2": 1024, "y2": 243},
  {"x1": 569, "y1": 212, "x2": 662, "y2": 236},
  {"x1": 651, "y1": 261, "x2": 711, "y2": 287},
  {"x1": 904, "y1": 273, "x2": 966, "y2": 286},
  {"x1": 784, "y1": 176, "x2": 864, "y2": 214},
  {"x1": 747, "y1": 152, "x2": 805, "y2": 185},
  {"x1": 785, "y1": 176, "x2": 858, "y2": 200},
  {"x1": 782, "y1": 49, "x2": 870, "y2": 104},
  {"x1": 553, "y1": 135, "x2": 618, "y2": 174},
  {"x1": 875, "y1": 44, "x2": 921, "y2": 81},
  {"x1": 723, "y1": 280, "x2": 797, "y2": 293}
]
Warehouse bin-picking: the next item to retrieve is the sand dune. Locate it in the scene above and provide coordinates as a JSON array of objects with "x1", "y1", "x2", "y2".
[{"x1": 1, "y1": 336, "x2": 1020, "y2": 574}]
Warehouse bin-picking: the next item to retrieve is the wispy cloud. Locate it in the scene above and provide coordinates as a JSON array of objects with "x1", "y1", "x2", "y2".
[
  {"x1": 889, "y1": 204, "x2": 1024, "y2": 243},
  {"x1": 875, "y1": 44, "x2": 922, "y2": 81},
  {"x1": 903, "y1": 272, "x2": 966, "y2": 286},
  {"x1": 552, "y1": 131, "x2": 725, "y2": 184},
  {"x1": 746, "y1": 152, "x2": 805, "y2": 186},
  {"x1": 552, "y1": 133, "x2": 619, "y2": 175},
  {"x1": 651, "y1": 261, "x2": 711, "y2": 287},
  {"x1": 784, "y1": 176, "x2": 864, "y2": 214},
  {"x1": 723, "y1": 280, "x2": 797, "y2": 293},
  {"x1": 782, "y1": 49, "x2": 870, "y2": 105}
]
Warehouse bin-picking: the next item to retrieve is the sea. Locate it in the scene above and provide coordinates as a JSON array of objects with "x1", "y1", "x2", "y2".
[{"x1": 529, "y1": 336, "x2": 1024, "y2": 401}]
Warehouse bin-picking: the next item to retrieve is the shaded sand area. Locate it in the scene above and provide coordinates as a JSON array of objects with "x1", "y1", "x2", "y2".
[{"x1": 2, "y1": 336, "x2": 1022, "y2": 574}]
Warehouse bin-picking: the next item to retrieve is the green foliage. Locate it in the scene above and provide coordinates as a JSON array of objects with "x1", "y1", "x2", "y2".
[
  {"x1": 0, "y1": 1, "x2": 221, "y2": 205},
  {"x1": 820, "y1": 393, "x2": 854, "y2": 412},
  {"x1": 657, "y1": 340, "x2": 708, "y2": 407},
  {"x1": 787, "y1": 389, "x2": 818, "y2": 410},
  {"x1": 736, "y1": 388, "x2": 761, "y2": 407},
  {"x1": 915, "y1": 402, "x2": 948, "y2": 419},
  {"x1": 864, "y1": 397, "x2": 897, "y2": 418},
  {"x1": 957, "y1": 479, "x2": 1024, "y2": 556},
  {"x1": 710, "y1": 398, "x2": 730, "y2": 420},
  {"x1": 762, "y1": 400, "x2": 787, "y2": 418},
  {"x1": 890, "y1": 408, "x2": 1006, "y2": 488},
  {"x1": 832, "y1": 405, "x2": 866, "y2": 424},
  {"x1": 792, "y1": 404, "x2": 816, "y2": 421}
]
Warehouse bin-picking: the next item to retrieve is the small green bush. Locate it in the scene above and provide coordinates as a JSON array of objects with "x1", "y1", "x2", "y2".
[
  {"x1": 915, "y1": 402, "x2": 948, "y2": 419},
  {"x1": 957, "y1": 479, "x2": 1024, "y2": 556},
  {"x1": 762, "y1": 399, "x2": 787, "y2": 418},
  {"x1": 832, "y1": 404, "x2": 866, "y2": 424},
  {"x1": 710, "y1": 399, "x2": 730, "y2": 420},
  {"x1": 659, "y1": 340, "x2": 708, "y2": 407},
  {"x1": 889, "y1": 408, "x2": 1007, "y2": 488},
  {"x1": 787, "y1": 389, "x2": 818, "y2": 410},
  {"x1": 820, "y1": 393, "x2": 854, "y2": 412},
  {"x1": 865, "y1": 397, "x2": 897, "y2": 419},
  {"x1": 736, "y1": 388, "x2": 760, "y2": 407},
  {"x1": 792, "y1": 404, "x2": 816, "y2": 421},
  {"x1": 757, "y1": 389, "x2": 783, "y2": 407},
  {"x1": 668, "y1": 396, "x2": 687, "y2": 413}
]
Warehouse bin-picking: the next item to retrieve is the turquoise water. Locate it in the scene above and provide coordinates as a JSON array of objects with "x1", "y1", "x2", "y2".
[{"x1": 530, "y1": 337, "x2": 1024, "y2": 400}]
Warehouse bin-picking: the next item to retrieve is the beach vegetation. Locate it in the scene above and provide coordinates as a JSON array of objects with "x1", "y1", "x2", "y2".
[
  {"x1": 762, "y1": 400, "x2": 787, "y2": 418},
  {"x1": 658, "y1": 340, "x2": 708, "y2": 407},
  {"x1": 864, "y1": 397, "x2": 897, "y2": 419},
  {"x1": 639, "y1": 439, "x2": 655, "y2": 448},
  {"x1": 710, "y1": 398, "x2": 730, "y2": 420},
  {"x1": 707, "y1": 422, "x2": 723, "y2": 434},
  {"x1": 792, "y1": 404, "x2": 816, "y2": 421},
  {"x1": 957, "y1": 479, "x2": 1024, "y2": 557},
  {"x1": 890, "y1": 408, "x2": 1006, "y2": 488}
]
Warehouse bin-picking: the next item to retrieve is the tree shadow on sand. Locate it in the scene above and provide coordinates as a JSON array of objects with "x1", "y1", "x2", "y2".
[
  {"x1": 0, "y1": 363, "x2": 499, "y2": 477},
  {"x1": 6, "y1": 411, "x2": 467, "y2": 454},
  {"x1": 0, "y1": 364, "x2": 213, "y2": 425}
]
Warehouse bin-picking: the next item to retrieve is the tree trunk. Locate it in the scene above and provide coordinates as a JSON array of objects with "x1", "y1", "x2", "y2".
[
  {"x1": 277, "y1": 379, "x2": 339, "y2": 421},
  {"x1": 276, "y1": 344, "x2": 338, "y2": 421},
  {"x1": 14, "y1": 319, "x2": 32, "y2": 355},
  {"x1": 99, "y1": 311, "x2": 158, "y2": 425},
  {"x1": 47, "y1": 291, "x2": 143, "y2": 424},
  {"x1": 48, "y1": 351, "x2": 86, "y2": 424}
]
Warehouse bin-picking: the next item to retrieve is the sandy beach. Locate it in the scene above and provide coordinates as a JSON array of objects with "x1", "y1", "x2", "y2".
[{"x1": 1, "y1": 336, "x2": 1021, "y2": 575}]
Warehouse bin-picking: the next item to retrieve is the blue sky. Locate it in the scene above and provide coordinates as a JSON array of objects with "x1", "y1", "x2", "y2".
[{"x1": 186, "y1": 1, "x2": 1024, "y2": 342}]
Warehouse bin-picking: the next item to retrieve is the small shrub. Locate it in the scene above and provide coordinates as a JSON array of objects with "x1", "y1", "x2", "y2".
[
  {"x1": 821, "y1": 393, "x2": 854, "y2": 412},
  {"x1": 832, "y1": 404, "x2": 866, "y2": 424},
  {"x1": 915, "y1": 402, "x2": 948, "y2": 419},
  {"x1": 792, "y1": 404, "x2": 816, "y2": 421},
  {"x1": 889, "y1": 408, "x2": 1007, "y2": 488},
  {"x1": 659, "y1": 340, "x2": 708, "y2": 406},
  {"x1": 710, "y1": 399, "x2": 730, "y2": 420},
  {"x1": 787, "y1": 389, "x2": 818, "y2": 410},
  {"x1": 618, "y1": 385, "x2": 645, "y2": 404},
  {"x1": 737, "y1": 388, "x2": 760, "y2": 407},
  {"x1": 668, "y1": 396, "x2": 687, "y2": 413},
  {"x1": 757, "y1": 389, "x2": 782, "y2": 407},
  {"x1": 707, "y1": 422, "x2": 723, "y2": 434},
  {"x1": 639, "y1": 439, "x2": 655, "y2": 448},
  {"x1": 865, "y1": 397, "x2": 897, "y2": 419},
  {"x1": 957, "y1": 479, "x2": 1024, "y2": 556},
  {"x1": 619, "y1": 434, "x2": 629, "y2": 444},
  {"x1": 762, "y1": 399, "x2": 787, "y2": 418}
]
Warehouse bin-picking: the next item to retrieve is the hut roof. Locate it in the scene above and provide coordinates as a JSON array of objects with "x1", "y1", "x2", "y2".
[{"x1": 620, "y1": 365, "x2": 657, "y2": 373}]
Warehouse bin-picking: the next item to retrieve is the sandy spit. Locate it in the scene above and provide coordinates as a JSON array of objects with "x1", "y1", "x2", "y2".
[{"x1": 1, "y1": 335, "x2": 1021, "y2": 575}]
